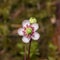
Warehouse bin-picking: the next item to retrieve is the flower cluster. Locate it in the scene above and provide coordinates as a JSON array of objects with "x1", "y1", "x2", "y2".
[{"x1": 18, "y1": 18, "x2": 40, "y2": 43}]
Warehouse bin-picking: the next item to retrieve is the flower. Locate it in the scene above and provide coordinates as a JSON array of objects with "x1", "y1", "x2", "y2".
[{"x1": 17, "y1": 19, "x2": 40, "y2": 43}]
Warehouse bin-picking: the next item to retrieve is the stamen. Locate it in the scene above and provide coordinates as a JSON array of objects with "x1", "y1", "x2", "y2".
[{"x1": 23, "y1": 25, "x2": 35, "y2": 38}]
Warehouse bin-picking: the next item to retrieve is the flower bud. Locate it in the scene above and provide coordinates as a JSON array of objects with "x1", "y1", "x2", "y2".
[{"x1": 29, "y1": 17, "x2": 37, "y2": 23}]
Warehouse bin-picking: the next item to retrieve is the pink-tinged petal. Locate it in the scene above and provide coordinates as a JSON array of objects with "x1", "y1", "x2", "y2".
[
  {"x1": 32, "y1": 32, "x2": 40, "y2": 40},
  {"x1": 17, "y1": 28, "x2": 24, "y2": 36},
  {"x1": 22, "y1": 36, "x2": 30, "y2": 43},
  {"x1": 22, "y1": 20, "x2": 30, "y2": 27},
  {"x1": 31, "y1": 23, "x2": 39, "y2": 31}
]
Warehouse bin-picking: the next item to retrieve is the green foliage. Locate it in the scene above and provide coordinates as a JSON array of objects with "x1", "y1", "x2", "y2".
[
  {"x1": 48, "y1": 42, "x2": 57, "y2": 60},
  {"x1": 0, "y1": 24, "x2": 9, "y2": 36},
  {"x1": 48, "y1": 43, "x2": 57, "y2": 51},
  {"x1": 48, "y1": 56, "x2": 56, "y2": 60},
  {"x1": 30, "y1": 41, "x2": 38, "y2": 57}
]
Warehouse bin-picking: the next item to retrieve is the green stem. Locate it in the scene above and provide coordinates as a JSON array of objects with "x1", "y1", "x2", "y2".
[
  {"x1": 24, "y1": 45, "x2": 26, "y2": 60},
  {"x1": 27, "y1": 40, "x2": 32, "y2": 60}
]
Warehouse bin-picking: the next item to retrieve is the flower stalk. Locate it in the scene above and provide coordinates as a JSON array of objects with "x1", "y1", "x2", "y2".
[
  {"x1": 27, "y1": 40, "x2": 32, "y2": 60},
  {"x1": 24, "y1": 45, "x2": 27, "y2": 60}
]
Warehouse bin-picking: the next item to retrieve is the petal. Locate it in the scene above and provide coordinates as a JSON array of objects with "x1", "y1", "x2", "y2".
[
  {"x1": 32, "y1": 32, "x2": 40, "y2": 40},
  {"x1": 22, "y1": 20, "x2": 30, "y2": 27},
  {"x1": 31, "y1": 23, "x2": 39, "y2": 31},
  {"x1": 17, "y1": 28, "x2": 24, "y2": 36},
  {"x1": 22, "y1": 36, "x2": 30, "y2": 43}
]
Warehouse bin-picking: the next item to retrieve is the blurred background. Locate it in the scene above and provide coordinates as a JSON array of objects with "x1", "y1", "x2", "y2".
[{"x1": 0, "y1": 0, "x2": 60, "y2": 60}]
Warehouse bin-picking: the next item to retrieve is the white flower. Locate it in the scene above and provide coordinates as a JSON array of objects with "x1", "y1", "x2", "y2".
[{"x1": 18, "y1": 19, "x2": 40, "y2": 43}]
